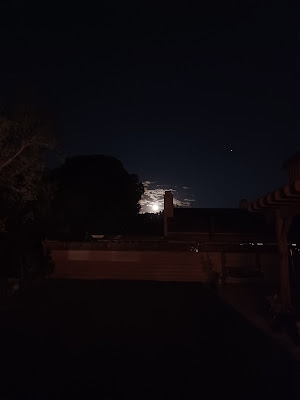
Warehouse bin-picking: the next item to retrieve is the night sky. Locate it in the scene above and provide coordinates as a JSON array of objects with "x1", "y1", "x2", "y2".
[{"x1": 0, "y1": 2, "x2": 297, "y2": 211}]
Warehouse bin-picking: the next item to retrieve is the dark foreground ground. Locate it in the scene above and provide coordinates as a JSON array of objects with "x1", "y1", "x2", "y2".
[{"x1": 1, "y1": 280, "x2": 299, "y2": 399}]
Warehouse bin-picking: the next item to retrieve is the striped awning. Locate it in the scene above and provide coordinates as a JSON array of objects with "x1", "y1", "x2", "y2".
[{"x1": 248, "y1": 179, "x2": 300, "y2": 214}]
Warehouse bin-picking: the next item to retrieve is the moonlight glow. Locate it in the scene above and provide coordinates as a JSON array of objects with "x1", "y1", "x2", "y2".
[{"x1": 152, "y1": 204, "x2": 159, "y2": 212}]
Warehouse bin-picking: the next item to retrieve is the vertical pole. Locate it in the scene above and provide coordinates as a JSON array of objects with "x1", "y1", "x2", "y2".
[
  {"x1": 256, "y1": 250, "x2": 260, "y2": 273},
  {"x1": 221, "y1": 251, "x2": 226, "y2": 277},
  {"x1": 164, "y1": 191, "x2": 174, "y2": 238},
  {"x1": 210, "y1": 216, "x2": 215, "y2": 242},
  {"x1": 275, "y1": 210, "x2": 292, "y2": 310}
]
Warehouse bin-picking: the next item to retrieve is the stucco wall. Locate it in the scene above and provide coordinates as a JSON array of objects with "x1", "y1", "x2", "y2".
[
  {"x1": 50, "y1": 247, "x2": 280, "y2": 282},
  {"x1": 52, "y1": 250, "x2": 216, "y2": 281}
]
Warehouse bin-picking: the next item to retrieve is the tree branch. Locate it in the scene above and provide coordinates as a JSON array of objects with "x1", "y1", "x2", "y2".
[
  {"x1": 0, "y1": 142, "x2": 29, "y2": 171},
  {"x1": 0, "y1": 181, "x2": 23, "y2": 194}
]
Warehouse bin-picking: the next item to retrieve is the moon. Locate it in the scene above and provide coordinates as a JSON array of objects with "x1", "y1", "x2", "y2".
[{"x1": 152, "y1": 204, "x2": 159, "y2": 212}]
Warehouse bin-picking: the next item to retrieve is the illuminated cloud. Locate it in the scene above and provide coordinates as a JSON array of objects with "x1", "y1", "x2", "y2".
[
  {"x1": 173, "y1": 197, "x2": 195, "y2": 207},
  {"x1": 143, "y1": 180, "x2": 155, "y2": 188},
  {"x1": 139, "y1": 182, "x2": 195, "y2": 213}
]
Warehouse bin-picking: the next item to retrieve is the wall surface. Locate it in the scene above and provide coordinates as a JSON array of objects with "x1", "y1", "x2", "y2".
[
  {"x1": 50, "y1": 243, "x2": 280, "y2": 283},
  {"x1": 52, "y1": 250, "x2": 216, "y2": 282}
]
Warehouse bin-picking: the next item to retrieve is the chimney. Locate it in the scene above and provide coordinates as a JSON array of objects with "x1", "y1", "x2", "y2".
[
  {"x1": 239, "y1": 198, "x2": 248, "y2": 210},
  {"x1": 164, "y1": 191, "x2": 174, "y2": 237},
  {"x1": 283, "y1": 152, "x2": 300, "y2": 184}
]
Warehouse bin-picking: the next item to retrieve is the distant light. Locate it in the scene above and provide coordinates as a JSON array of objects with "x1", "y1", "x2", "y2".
[
  {"x1": 292, "y1": 243, "x2": 297, "y2": 247},
  {"x1": 257, "y1": 243, "x2": 263, "y2": 246},
  {"x1": 230, "y1": 149, "x2": 233, "y2": 152},
  {"x1": 152, "y1": 204, "x2": 159, "y2": 212}
]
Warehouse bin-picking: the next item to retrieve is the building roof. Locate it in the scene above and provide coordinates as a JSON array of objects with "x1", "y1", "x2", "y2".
[{"x1": 168, "y1": 207, "x2": 272, "y2": 235}]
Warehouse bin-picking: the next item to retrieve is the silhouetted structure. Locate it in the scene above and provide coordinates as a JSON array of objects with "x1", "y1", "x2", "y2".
[
  {"x1": 248, "y1": 153, "x2": 300, "y2": 309},
  {"x1": 163, "y1": 191, "x2": 275, "y2": 243}
]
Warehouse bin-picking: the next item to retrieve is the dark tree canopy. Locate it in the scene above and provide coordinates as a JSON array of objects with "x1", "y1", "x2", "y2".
[
  {"x1": 0, "y1": 112, "x2": 57, "y2": 228},
  {"x1": 51, "y1": 155, "x2": 144, "y2": 236}
]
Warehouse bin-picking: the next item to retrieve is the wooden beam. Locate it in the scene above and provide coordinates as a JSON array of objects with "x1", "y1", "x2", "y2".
[
  {"x1": 273, "y1": 190, "x2": 291, "y2": 203},
  {"x1": 248, "y1": 182, "x2": 300, "y2": 309},
  {"x1": 266, "y1": 193, "x2": 279, "y2": 206},
  {"x1": 293, "y1": 180, "x2": 300, "y2": 193},
  {"x1": 249, "y1": 181, "x2": 300, "y2": 213},
  {"x1": 280, "y1": 202, "x2": 300, "y2": 219},
  {"x1": 274, "y1": 210, "x2": 292, "y2": 309}
]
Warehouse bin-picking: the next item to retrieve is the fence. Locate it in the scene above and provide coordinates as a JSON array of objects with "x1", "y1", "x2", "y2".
[{"x1": 48, "y1": 240, "x2": 280, "y2": 283}]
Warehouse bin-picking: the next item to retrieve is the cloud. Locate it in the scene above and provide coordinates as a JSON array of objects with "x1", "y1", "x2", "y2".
[
  {"x1": 183, "y1": 186, "x2": 189, "y2": 190},
  {"x1": 139, "y1": 181, "x2": 196, "y2": 213},
  {"x1": 143, "y1": 180, "x2": 155, "y2": 188},
  {"x1": 173, "y1": 198, "x2": 195, "y2": 207},
  {"x1": 139, "y1": 188, "x2": 166, "y2": 210}
]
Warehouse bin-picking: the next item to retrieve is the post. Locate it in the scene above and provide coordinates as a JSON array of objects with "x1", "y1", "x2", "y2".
[
  {"x1": 221, "y1": 251, "x2": 226, "y2": 277},
  {"x1": 274, "y1": 210, "x2": 292, "y2": 310},
  {"x1": 255, "y1": 251, "x2": 260, "y2": 272},
  {"x1": 164, "y1": 191, "x2": 174, "y2": 237}
]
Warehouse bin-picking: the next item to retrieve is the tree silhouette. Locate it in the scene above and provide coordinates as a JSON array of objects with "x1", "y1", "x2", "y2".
[
  {"x1": 0, "y1": 113, "x2": 56, "y2": 229},
  {"x1": 51, "y1": 155, "x2": 144, "y2": 237}
]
